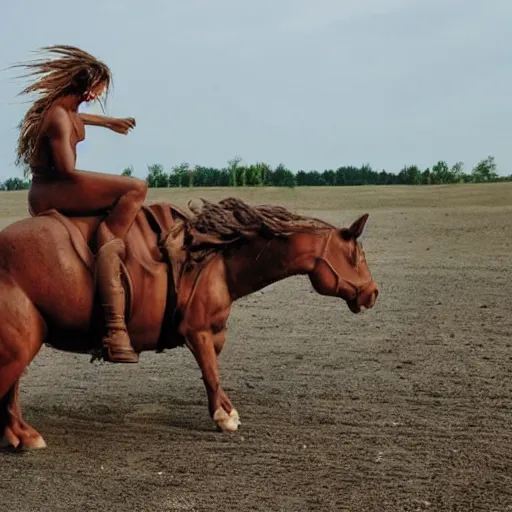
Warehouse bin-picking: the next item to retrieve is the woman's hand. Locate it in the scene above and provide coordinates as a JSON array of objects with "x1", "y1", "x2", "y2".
[{"x1": 108, "y1": 117, "x2": 136, "y2": 135}]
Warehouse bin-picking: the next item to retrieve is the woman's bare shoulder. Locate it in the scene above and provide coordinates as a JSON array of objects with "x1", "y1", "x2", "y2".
[{"x1": 43, "y1": 105, "x2": 72, "y2": 135}]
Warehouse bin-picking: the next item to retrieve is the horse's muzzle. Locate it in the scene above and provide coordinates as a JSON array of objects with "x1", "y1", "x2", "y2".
[{"x1": 347, "y1": 281, "x2": 379, "y2": 314}]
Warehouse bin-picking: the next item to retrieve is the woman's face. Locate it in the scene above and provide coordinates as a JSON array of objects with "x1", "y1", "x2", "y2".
[{"x1": 83, "y1": 79, "x2": 107, "y2": 102}]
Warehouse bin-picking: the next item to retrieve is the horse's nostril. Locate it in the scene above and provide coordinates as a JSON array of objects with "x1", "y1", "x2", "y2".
[{"x1": 365, "y1": 287, "x2": 379, "y2": 309}]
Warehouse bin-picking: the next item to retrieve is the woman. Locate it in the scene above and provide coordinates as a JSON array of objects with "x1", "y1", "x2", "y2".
[{"x1": 14, "y1": 45, "x2": 147, "y2": 363}]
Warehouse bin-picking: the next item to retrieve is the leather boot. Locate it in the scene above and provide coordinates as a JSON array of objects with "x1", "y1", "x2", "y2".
[{"x1": 95, "y1": 238, "x2": 138, "y2": 363}]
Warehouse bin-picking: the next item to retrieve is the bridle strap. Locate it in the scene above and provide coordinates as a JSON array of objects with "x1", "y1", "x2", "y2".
[{"x1": 317, "y1": 230, "x2": 360, "y2": 301}]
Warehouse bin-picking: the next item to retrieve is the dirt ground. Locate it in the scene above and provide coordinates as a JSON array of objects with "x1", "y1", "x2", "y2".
[{"x1": 1, "y1": 184, "x2": 512, "y2": 512}]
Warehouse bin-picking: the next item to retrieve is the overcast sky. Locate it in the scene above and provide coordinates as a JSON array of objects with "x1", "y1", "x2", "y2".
[{"x1": 1, "y1": 0, "x2": 510, "y2": 181}]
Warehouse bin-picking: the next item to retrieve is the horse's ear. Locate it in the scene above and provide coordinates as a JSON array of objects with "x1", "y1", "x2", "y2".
[{"x1": 340, "y1": 214, "x2": 369, "y2": 240}]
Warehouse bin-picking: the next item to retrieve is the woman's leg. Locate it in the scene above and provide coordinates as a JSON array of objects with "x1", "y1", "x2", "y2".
[
  {"x1": 29, "y1": 169, "x2": 147, "y2": 229},
  {"x1": 29, "y1": 170, "x2": 148, "y2": 363}
]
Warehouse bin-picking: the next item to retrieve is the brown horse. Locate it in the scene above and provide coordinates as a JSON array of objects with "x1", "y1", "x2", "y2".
[{"x1": 0, "y1": 197, "x2": 379, "y2": 450}]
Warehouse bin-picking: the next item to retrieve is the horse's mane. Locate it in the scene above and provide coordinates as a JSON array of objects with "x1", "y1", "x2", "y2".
[{"x1": 181, "y1": 197, "x2": 334, "y2": 262}]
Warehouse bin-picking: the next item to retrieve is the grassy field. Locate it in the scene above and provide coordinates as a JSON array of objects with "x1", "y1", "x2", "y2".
[
  {"x1": 1, "y1": 183, "x2": 512, "y2": 512},
  {"x1": 1, "y1": 182, "x2": 512, "y2": 223}
]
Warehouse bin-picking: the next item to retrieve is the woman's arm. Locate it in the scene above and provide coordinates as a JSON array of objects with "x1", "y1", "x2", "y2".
[
  {"x1": 79, "y1": 114, "x2": 136, "y2": 135},
  {"x1": 79, "y1": 113, "x2": 114, "y2": 127}
]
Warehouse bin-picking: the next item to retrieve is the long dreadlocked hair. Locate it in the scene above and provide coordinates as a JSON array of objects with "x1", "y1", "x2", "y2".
[
  {"x1": 12, "y1": 45, "x2": 112, "y2": 166},
  {"x1": 182, "y1": 197, "x2": 335, "y2": 262}
]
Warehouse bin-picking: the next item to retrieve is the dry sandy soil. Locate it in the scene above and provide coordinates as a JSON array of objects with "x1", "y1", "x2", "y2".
[{"x1": 1, "y1": 184, "x2": 511, "y2": 512}]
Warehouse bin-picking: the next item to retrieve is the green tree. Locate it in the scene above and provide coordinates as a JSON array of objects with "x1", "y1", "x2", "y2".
[
  {"x1": 169, "y1": 162, "x2": 191, "y2": 187},
  {"x1": 378, "y1": 170, "x2": 394, "y2": 185},
  {"x1": 227, "y1": 156, "x2": 242, "y2": 187},
  {"x1": 359, "y1": 163, "x2": 378, "y2": 185},
  {"x1": 398, "y1": 165, "x2": 422, "y2": 185},
  {"x1": 245, "y1": 164, "x2": 263, "y2": 186},
  {"x1": 431, "y1": 160, "x2": 451, "y2": 184},
  {"x1": 92, "y1": 154, "x2": 510, "y2": 190},
  {"x1": 2, "y1": 177, "x2": 30, "y2": 190},
  {"x1": 250, "y1": 162, "x2": 272, "y2": 186},
  {"x1": 271, "y1": 163, "x2": 295, "y2": 187},
  {"x1": 188, "y1": 165, "x2": 196, "y2": 188},
  {"x1": 193, "y1": 166, "x2": 222, "y2": 186},
  {"x1": 472, "y1": 155, "x2": 498, "y2": 183},
  {"x1": 450, "y1": 161, "x2": 465, "y2": 183},
  {"x1": 335, "y1": 166, "x2": 362, "y2": 186},
  {"x1": 236, "y1": 165, "x2": 247, "y2": 187},
  {"x1": 122, "y1": 165, "x2": 134, "y2": 177},
  {"x1": 146, "y1": 163, "x2": 169, "y2": 188},
  {"x1": 322, "y1": 169, "x2": 336, "y2": 186},
  {"x1": 296, "y1": 170, "x2": 315, "y2": 186}
]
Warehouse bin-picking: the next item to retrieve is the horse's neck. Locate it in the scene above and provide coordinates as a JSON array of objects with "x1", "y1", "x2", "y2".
[{"x1": 224, "y1": 232, "x2": 323, "y2": 300}]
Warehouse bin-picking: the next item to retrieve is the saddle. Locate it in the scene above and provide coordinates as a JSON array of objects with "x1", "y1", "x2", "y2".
[{"x1": 32, "y1": 203, "x2": 190, "y2": 349}]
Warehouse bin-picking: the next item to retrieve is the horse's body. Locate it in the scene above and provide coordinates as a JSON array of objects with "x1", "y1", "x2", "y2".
[
  {"x1": 0, "y1": 203, "x2": 184, "y2": 355},
  {"x1": 0, "y1": 197, "x2": 379, "y2": 450}
]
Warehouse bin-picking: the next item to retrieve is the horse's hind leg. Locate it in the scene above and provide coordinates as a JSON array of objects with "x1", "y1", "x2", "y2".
[{"x1": 0, "y1": 280, "x2": 46, "y2": 450}]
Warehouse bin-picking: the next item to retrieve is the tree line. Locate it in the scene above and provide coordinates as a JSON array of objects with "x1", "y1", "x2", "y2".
[{"x1": 1, "y1": 155, "x2": 510, "y2": 191}]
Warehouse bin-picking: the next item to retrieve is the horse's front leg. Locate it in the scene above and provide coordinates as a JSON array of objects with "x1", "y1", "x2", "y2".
[
  {"x1": 1, "y1": 380, "x2": 46, "y2": 450},
  {"x1": 186, "y1": 329, "x2": 240, "y2": 432}
]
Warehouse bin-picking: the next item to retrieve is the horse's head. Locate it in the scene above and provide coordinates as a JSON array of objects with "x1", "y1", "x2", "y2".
[{"x1": 308, "y1": 214, "x2": 379, "y2": 313}]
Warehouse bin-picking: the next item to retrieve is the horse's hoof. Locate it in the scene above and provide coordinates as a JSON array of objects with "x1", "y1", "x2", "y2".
[
  {"x1": 1, "y1": 429, "x2": 47, "y2": 451},
  {"x1": 0, "y1": 436, "x2": 19, "y2": 451},
  {"x1": 1, "y1": 435, "x2": 47, "y2": 451},
  {"x1": 213, "y1": 407, "x2": 241, "y2": 432},
  {"x1": 21, "y1": 435, "x2": 47, "y2": 450},
  {"x1": 1, "y1": 426, "x2": 21, "y2": 450}
]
